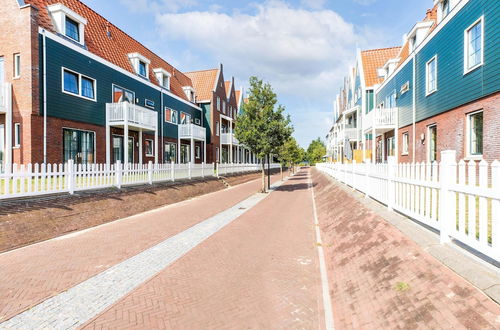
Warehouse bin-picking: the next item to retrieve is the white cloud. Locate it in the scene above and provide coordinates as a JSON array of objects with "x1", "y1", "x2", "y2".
[{"x1": 154, "y1": 0, "x2": 382, "y2": 98}]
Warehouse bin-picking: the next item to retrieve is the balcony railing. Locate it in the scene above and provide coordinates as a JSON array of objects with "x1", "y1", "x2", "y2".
[
  {"x1": 363, "y1": 107, "x2": 397, "y2": 132},
  {"x1": 221, "y1": 132, "x2": 239, "y2": 145},
  {"x1": 179, "y1": 124, "x2": 206, "y2": 141},
  {"x1": 106, "y1": 102, "x2": 157, "y2": 131}
]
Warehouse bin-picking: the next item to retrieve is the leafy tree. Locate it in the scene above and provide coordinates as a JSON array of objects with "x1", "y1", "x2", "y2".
[
  {"x1": 306, "y1": 138, "x2": 326, "y2": 165},
  {"x1": 278, "y1": 137, "x2": 305, "y2": 174},
  {"x1": 236, "y1": 77, "x2": 293, "y2": 192}
]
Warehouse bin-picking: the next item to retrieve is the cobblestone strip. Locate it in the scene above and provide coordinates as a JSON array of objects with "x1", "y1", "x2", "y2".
[{"x1": 0, "y1": 182, "x2": 285, "y2": 330}]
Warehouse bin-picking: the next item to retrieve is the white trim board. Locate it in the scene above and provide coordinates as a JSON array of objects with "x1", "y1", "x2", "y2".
[{"x1": 40, "y1": 28, "x2": 202, "y2": 112}]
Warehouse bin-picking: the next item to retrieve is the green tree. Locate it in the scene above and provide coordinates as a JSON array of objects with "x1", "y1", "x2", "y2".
[
  {"x1": 278, "y1": 137, "x2": 305, "y2": 174},
  {"x1": 235, "y1": 77, "x2": 293, "y2": 192},
  {"x1": 306, "y1": 138, "x2": 326, "y2": 165}
]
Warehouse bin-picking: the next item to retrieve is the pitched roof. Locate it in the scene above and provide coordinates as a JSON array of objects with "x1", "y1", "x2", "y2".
[
  {"x1": 184, "y1": 69, "x2": 219, "y2": 101},
  {"x1": 360, "y1": 47, "x2": 402, "y2": 87},
  {"x1": 25, "y1": 0, "x2": 194, "y2": 102},
  {"x1": 224, "y1": 81, "x2": 232, "y2": 96}
]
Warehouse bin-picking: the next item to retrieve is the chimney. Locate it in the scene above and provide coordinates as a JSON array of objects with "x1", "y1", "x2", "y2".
[{"x1": 425, "y1": 9, "x2": 432, "y2": 20}]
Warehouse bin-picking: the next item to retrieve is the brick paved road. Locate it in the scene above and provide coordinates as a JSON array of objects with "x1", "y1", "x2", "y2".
[
  {"x1": 312, "y1": 168, "x2": 500, "y2": 330},
  {"x1": 81, "y1": 170, "x2": 323, "y2": 329},
  {"x1": 0, "y1": 173, "x2": 286, "y2": 323}
]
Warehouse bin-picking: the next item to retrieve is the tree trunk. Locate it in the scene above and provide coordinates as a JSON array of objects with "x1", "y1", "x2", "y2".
[{"x1": 261, "y1": 162, "x2": 266, "y2": 193}]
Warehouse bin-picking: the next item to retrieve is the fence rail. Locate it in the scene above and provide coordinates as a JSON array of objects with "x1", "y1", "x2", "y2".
[
  {"x1": 317, "y1": 150, "x2": 500, "y2": 263},
  {"x1": 0, "y1": 161, "x2": 273, "y2": 201}
]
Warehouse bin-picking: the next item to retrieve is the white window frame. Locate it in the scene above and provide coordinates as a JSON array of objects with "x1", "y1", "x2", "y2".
[
  {"x1": 217, "y1": 97, "x2": 220, "y2": 111},
  {"x1": 401, "y1": 132, "x2": 409, "y2": 155},
  {"x1": 47, "y1": 4, "x2": 87, "y2": 46},
  {"x1": 426, "y1": 55, "x2": 438, "y2": 96},
  {"x1": 466, "y1": 110, "x2": 483, "y2": 159},
  {"x1": 145, "y1": 139, "x2": 154, "y2": 157},
  {"x1": 14, "y1": 123, "x2": 21, "y2": 148},
  {"x1": 61, "y1": 67, "x2": 97, "y2": 102},
  {"x1": 216, "y1": 121, "x2": 220, "y2": 136},
  {"x1": 180, "y1": 112, "x2": 192, "y2": 125},
  {"x1": 13, "y1": 53, "x2": 20, "y2": 79},
  {"x1": 427, "y1": 124, "x2": 437, "y2": 163},
  {"x1": 195, "y1": 145, "x2": 200, "y2": 159},
  {"x1": 153, "y1": 68, "x2": 171, "y2": 89},
  {"x1": 464, "y1": 16, "x2": 484, "y2": 75},
  {"x1": 128, "y1": 53, "x2": 151, "y2": 79},
  {"x1": 164, "y1": 107, "x2": 178, "y2": 125},
  {"x1": 195, "y1": 118, "x2": 201, "y2": 125},
  {"x1": 216, "y1": 147, "x2": 220, "y2": 162}
]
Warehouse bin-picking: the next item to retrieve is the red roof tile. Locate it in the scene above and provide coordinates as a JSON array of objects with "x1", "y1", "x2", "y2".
[
  {"x1": 185, "y1": 69, "x2": 219, "y2": 102},
  {"x1": 360, "y1": 47, "x2": 401, "y2": 87}
]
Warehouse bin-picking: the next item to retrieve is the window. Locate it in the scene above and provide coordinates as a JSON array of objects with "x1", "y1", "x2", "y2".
[
  {"x1": 217, "y1": 97, "x2": 220, "y2": 111},
  {"x1": 13, "y1": 54, "x2": 20, "y2": 78},
  {"x1": 164, "y1": 108, "x2": 178, "y2": 124},
  {"x1": 442, "y1": 0, "x2": 450, "y2": 18},
  {"x1": 195, "y1": 118, "x2": 201, "y2": 125},
  {"x1": 426, "y1": 56, "x2": 437, "y2": 95},
  {"x1": 216, "y1": 147, "x2": 220, "y2": 162},
  {"x1": 153, "y1": 68, "x2": 171, "y2": 89},
  {"x1": 164, "y1": 142, "x2": 177, "y2": 163},
  {"x1": 180, "y1": 112, "x2": 191, "y2": 125},
  {"x1": 402, "y1": 132, "x2": 409, "y2": 155},
  {"x1": 145, "y1": 139, "x2": 154, "y2": 157},
  {"x1": 223, "y1": 101, "x2": 226, "y2": 114},
  {"x1": 113, "y1": 85, "x2": 134, "y2": 104},
  {"x1": 216, "y1": 121, "x2": 220, "y2": 136},
  {"x1": 14, "y1": 123, "x2": 21, "y2": 147},
  {"x1": 63, "y1": 68, "x2": 96, "y2": 101},
  {"x1": 464, "y1": 18, "x2": 484, "y2": 73},
  {"x1": 138, "y1": 61, "x2": 147, "y2": 77},
  {"x1": 468, "y1": 111, "x2": 483, "y2": 156},
  {"x1": 387, "y1": 136, "x2": 395, "y2": 157},
  {"x1": 428, "y1": 125, "x2": 437, "y2": 162},
  {"x1": 162, "y1": 76, "x2": 170, "y2": 88},
  {"x1": 195, "y1": 145, "x2": 200, "y2": 159},
  {"x1": 63, "y1": 128, "x2": 95, "y2": 164},
  {"x1": 65, "y1": 16, "x2": 80, "y2": 42}
]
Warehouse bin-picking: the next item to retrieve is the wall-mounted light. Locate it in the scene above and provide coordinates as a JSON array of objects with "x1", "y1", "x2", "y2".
[{"x1": 420, "y1": 133, "x2": 425, "y2": 144}]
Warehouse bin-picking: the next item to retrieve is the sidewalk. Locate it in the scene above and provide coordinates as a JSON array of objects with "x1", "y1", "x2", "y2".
[
  {"x1": 0, "y1": 170, "x2": 326, "y2": 329},
  {"x1": 0, "y1": 173, "x2": 282, "y2": 323},
  {"x1": 312, "y1": 168, "x2": 500, "y2": 329}
]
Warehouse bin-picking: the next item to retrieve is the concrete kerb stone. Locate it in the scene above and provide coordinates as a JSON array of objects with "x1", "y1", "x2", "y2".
[{"x1": 314, "y1": 168, "x2": 500, "y2": 304}]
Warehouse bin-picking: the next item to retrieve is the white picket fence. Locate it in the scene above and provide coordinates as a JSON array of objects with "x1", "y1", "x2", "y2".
[
  {"x1": 317, "y1": 150, "x2": 500, "y2": 263},
  {"x1": 0, "y1": 161, "x2": 273, "y2": 200}
]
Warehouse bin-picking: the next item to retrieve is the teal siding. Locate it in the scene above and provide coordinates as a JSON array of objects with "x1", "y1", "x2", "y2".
[
  {"x1": 201, "y1": 103, "x2": 211, "y2": 144},
  {"x1": 40, "y1": 36, "x2": 201, "y2": 139},
  {"x1": 365, "y1": 90, "x2": 374, "y2": 114},
  {"x1": 415, "y1": 0, "x2": 499, "y2": 122},
  {"x1": 377, "y1": 58, "x2": 414, "y2": 128}
]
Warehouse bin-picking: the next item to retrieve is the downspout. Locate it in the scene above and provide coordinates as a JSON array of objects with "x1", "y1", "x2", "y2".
[
  {"x1": 42, "y1": 29, "x2": 47, "y2": 164},
  {"x1": 412, "y1": 56, "x2": 416, "y2": 163},
  {"x1": 160, "y1": 87, "x2": 164, "y2": 163}
]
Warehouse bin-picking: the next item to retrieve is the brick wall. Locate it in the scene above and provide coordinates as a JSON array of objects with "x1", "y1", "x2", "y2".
[{"x1": 398, "y1": 92, "x2": 500, "y2": 163}]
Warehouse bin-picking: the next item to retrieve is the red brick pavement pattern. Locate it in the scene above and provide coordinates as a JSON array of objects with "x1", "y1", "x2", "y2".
[
  {"x1": 0, "y1": 173, "x2": 283, "y2": 323},
  {"x1": 82, "y1": 171, "x2": 323, "y2": 329},
  {"x1": 312, "y1": 169, "x2": 500, "y2": 329}
]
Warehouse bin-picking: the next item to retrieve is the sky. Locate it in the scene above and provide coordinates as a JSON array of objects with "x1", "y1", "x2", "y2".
[{"x1": 81, "y1": 0, "x2": 432, "y2": 148}]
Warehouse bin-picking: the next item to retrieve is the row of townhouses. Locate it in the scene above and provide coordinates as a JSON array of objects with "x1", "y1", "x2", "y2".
[
  {"x1": 327, "y1": 0, "x2": 499, "y2": 164},
  {"x1": 0, "y1": 0, "x2": 258, "y2": 170}
]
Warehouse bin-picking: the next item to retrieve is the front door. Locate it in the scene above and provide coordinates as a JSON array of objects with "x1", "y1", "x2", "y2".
[
  {"x1": 113, "y1": 135, "x2": 134, "y2": 163},
  {"x1": 180, "y1": 144, "x2": 190, "y2": 164}
]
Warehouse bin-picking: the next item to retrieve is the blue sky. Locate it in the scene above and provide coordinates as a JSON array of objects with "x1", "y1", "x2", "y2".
[{"x1": 82, "y1": 0, "x2": 431, "y2": 148}]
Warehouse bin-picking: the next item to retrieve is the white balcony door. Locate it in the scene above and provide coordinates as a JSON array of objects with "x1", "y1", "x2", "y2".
[{"x1": 113, "y1": 135, "x2": 134, "y2": 164}]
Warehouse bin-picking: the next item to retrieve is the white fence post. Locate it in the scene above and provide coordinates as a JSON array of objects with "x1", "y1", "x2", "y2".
[
  {"x1": 352, "y1": 160, "x2": 356, "y2": 190},
  {"x1": 67, "y1": 159, "x2": 75, "y2": 195},
  {"x1": 201, "y1": 162, "x2": 205, "y2": 178},
  {"x1": 148, "y1": 161, "x2": 153, "y2": 185},
  {"x1": 116, "y1": 160, "x2": 122, "y2": 189},
  {"x1": 216, "y1": 162, "x2": 219, "y2": 177},
  {"x1": 171, "y1": 161, "x2": 175, "y2": 182},
  {"x1": 188, "y1": 162, "x2": 192, "y2": 180},
  {"x1": 439, "y1": 150, "x2": 456, "y2": 244},
  {"x1": 387, "y1": 156, "x2": 396, "y2": 211},
  {"x1": 492, "y1": 161, "x2": 500, "y2": 257}
]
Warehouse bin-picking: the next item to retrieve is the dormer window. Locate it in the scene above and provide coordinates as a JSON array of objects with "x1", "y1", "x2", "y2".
[
  {"x1": 153, "y1": 68, "x2": 171, "y2": 89},
  {"x1": 128, "y1": 53, "x2": 150, "y2": 79},
  {"x1": 407, "y1": 21, "x2": 433, "y2": 52},
  {"x1": 48, "y1": 4, "x2": 88, "y2": 46},
  {"x1": 442, "y1": 0, "x2": 450, "y2": 18},
  {"x1": 183, "y1": 86, "x2": 196, "y2": 102},
  {"x1": 65, "y1": 17, "x2": 80, "y2": 42}
]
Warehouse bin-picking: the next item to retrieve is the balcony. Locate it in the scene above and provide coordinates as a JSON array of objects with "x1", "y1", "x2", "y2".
[
  {"x1": 338, "y1": 127, "x2": 359, "y2": 143},
  {"x1": 363, "y1": 107, "x2": 397, "y2": 134},
  {"x1": 179, "y1": 124, "x2": 206, "y2": 141},
  {"x1": 0, "y1": 83, "x2": 11, "y2": 114},
  {"x1": 106, "y1": 102, "x2": 157, "y2": 131},
  {"x1": 221, "y1": 132, "x2": 239, "y2": 145}
]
